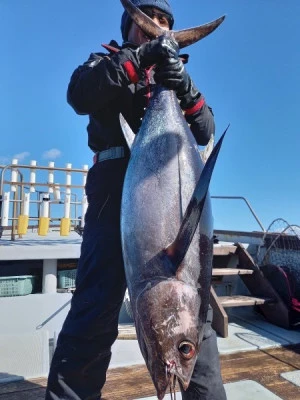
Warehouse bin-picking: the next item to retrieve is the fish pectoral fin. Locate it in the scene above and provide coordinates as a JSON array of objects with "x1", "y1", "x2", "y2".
[
  {"x1": 119, "y1": 113, "x2": 135, "y2": 150},
  {"x1": 165, "y1": 126, "x2": 229, "y2": 269}
]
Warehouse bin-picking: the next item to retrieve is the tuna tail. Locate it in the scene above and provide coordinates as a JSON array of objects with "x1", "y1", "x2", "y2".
[
  {"x1": 120, "y1": 0, "x2": 225, "y2": 49},
  {"x1": 120, "y1": 113, "x2": 135, "y2": 149},
  {"x1": 173, "y1": 18, "x2": 225, "y2": 49},
  {"x1": 165, "y1": 126, "x2": 229, "y2": 268}
]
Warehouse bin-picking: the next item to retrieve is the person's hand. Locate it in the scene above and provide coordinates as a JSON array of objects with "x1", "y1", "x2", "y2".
[
  {"x1": 138, "y1": 35, "x2": 179, "y2": 68},
  {"x1": 154, "y1": 57, "x2": 201, "y2": 108},
  {"x1": 154, "y1": 57, "x2": 189, "y2": 94}
]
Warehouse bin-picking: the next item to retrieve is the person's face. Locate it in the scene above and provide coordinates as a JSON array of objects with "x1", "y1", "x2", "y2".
[{"x1": 127, "y1": 7, "x2": 171, "y2": 45}]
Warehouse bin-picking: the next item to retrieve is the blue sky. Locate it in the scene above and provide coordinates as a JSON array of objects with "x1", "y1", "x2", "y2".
[{"x1": 0, "y1": 0, "x2": 299, "y2": 232}]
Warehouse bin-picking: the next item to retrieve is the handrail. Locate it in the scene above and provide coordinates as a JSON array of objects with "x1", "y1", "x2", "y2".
[
  {"x1": 0, "y1": 163, "x2": 266, "y2": 237},
  {"x1": 211, "y1": 195, "x2": 266, "y2": 232},
  {"x1": 0, "y1": 165, "x2": 24, "y2": 196},
  {"x1": 0, "y1": 161, "x2": 88, "y2": 240},
  {"x1": 0, "y1": 163, "x2": 87, "y2": 196},
  {"x1": 0, "y1": 166, "x2": 24, "y2": 240}
]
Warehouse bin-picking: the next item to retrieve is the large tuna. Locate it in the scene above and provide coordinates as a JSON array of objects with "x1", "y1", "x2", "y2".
[{"x1": 120, "y1": 1, "x2": 226, "y2": 398}]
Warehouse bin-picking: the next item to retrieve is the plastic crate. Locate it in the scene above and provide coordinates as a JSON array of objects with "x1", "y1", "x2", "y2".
[
  {"x1": 57, "y1": 269, "x2": 77, "y2": 289},
  {"x1": 0, "y1": 275, "x2": 37, "y2": 297}
]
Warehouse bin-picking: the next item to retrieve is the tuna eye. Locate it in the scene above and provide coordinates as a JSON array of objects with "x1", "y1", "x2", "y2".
[{"x1": 178, "y1": 341, "x2": 196, "y2": 360}]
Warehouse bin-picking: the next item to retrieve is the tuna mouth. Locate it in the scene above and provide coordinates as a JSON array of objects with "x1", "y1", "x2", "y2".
[
  {"x1": 155, "y1": 367, "x2": 176, "y2": 400},
  {"x1": 157, "y1": 362, "x2": 189, "y2": 399},
  {"x1": 166, "y1": 362, "x2": 177, "y2": 385}
]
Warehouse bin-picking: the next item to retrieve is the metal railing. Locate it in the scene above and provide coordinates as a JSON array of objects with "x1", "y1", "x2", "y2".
[
  {"x1": 0, "y1": 160, "x2": 89, "y2": 240},
  {"x1": 211, "y1": 195, "x2": 266, "y2": 232},
  {"x1": 0, "y1": 161, "x2": 266, "y2": 240}
]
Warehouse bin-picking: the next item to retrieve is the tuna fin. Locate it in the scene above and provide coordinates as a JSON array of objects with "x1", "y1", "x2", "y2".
[
  {"x1": 165, "y1": 126, "x2": 229, "y2": 268},
  {"x1": 120, "y1": 113, "x2": 135, "y2": 150},
  {"x1": 173, "y1": 17, "x2": 226, "y2": 49},
  {"x1": 120, "y1": 0, "x2": 165, "y2": 38},
  {"x1": 120, "y1": 0, "x2": 225, "y2": 49}
]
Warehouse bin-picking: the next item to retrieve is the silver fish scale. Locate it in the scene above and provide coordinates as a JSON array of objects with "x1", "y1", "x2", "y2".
[
  {"x1": 120, "y1": 84, "x2": 214, "y2": 399},
  {"x1": 121, "y1": 86, "x2": 212, "y2": 289}
]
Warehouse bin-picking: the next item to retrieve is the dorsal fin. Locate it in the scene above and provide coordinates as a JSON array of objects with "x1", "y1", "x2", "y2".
[
  {"x1": 165, "y1": 126, "x2": 229, "y2": 268},
  {"x1": 120, "y1": 0, "x2": 225, "y2": 49}
]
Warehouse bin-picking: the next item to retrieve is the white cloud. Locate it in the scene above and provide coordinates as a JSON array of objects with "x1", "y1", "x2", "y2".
[
  {"x1": 0, "y1": 152, "x2": 30, "y2": 165},
  {"x1": 13, "y1": 151, "x2": 30, "y2": 161},
  {"x1": 42, "y1": 148, "x2": 62, "y2": 160}
]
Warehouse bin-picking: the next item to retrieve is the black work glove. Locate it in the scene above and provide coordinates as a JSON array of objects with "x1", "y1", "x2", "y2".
[
  {"x1": 137, "y1": 35, "x2": 179, "y2": 68},
  {"x1": 154, "y1": 57, "x2": 201, "y2": 109}
]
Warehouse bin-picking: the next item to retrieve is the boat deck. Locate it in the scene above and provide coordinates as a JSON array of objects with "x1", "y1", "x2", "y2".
[
  {"x1": 1, "y1": 310, "x2": 300, "y2": 400},
  {"x1": 1, "y1": 231, "x2": 300, "y2": 398},
  {"x1": 0, "y1": 345, "x2": 299, "y2": 400}
]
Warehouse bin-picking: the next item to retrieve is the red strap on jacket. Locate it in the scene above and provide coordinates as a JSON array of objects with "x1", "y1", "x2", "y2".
[
  {"x1": 185, "y1": 98, "x2": 205, "y2": 116},
  {"x1": 102, "y1": 43, "x2": 139, "y2": 84},
  {"x1": 123, "y1": 61, "x2": 139, "y2": 84},
  {"x1": 292, "y1": 297, "x2": 300, "y2": 312}
]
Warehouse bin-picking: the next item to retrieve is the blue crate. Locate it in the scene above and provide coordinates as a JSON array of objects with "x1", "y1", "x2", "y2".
[
  {"x1": 57, "y1": 269, "x2": 77, "y2": 289},
  {"x1": 0, "y1": 276, "x2": 36, "y2": 297}
]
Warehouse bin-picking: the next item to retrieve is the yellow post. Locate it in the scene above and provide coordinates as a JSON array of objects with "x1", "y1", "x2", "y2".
[
  {"x1": 38, "y1": 217, "x2": 50, "y2": 236},
  {"x1": 17, "y1": 215, "x2": 29, "y2": 235},
  {"x1": 60, "y1": 218, "x2": 71, "y2": 236}
]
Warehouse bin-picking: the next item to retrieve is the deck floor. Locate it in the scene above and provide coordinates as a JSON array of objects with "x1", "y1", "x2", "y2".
[{"x1": 0, "y1": 344, "x2": 299, "y2": 400}]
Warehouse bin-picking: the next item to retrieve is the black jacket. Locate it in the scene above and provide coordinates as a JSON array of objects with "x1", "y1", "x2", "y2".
[{"x1": 67, "y1": 41, "x2": 215, "y2": 152}]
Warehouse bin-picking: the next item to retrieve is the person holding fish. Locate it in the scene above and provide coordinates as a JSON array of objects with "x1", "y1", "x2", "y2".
[{"x1": 45, "y1": 0, "x2": 227, "y2": 399}]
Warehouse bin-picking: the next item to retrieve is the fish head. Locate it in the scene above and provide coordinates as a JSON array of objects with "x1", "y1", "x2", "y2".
[{"x1": 135, "y1": 280, "x2": 202, "y2": 398}]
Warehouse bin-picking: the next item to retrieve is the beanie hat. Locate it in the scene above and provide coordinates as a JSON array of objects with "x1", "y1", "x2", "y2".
[{"x1": 121, "y1": 0, "x2": 174, "y2": 41}]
